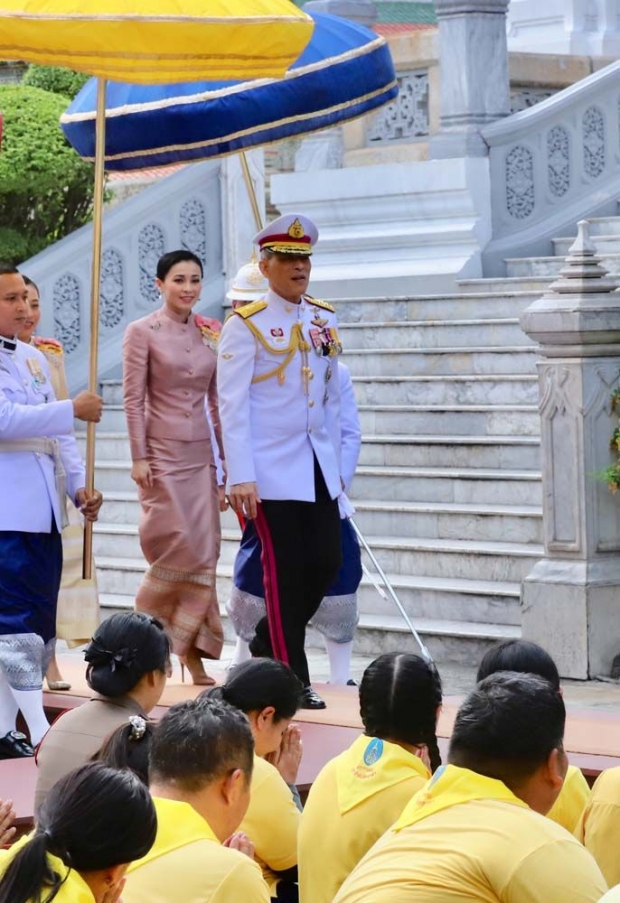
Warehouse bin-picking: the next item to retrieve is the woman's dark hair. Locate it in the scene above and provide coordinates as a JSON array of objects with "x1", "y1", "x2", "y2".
[
  {"x1": 360, "y1": 653, "x2": 443, "y2": 772},
  {"x1": 156, "y1": 249, "x2": 203, "y2": 281},
  {"x1": 204, "y1": 658, "x2": 303, "y2": 722},
  {"x1": 476, "y1": 639, "x2": 560, "y2": 691},
  {"x1": 91, "y1": 716, "x2": 154, "y2": 786},
  {"x1": 22, "y1": 274, "x2": 40, "y2": 295},
  {"x1": 0, "y1": 762, "x2": 156, "y2": 903},
  {"x1": 150, "y1": 697, "x2": 254, "y2": 792},
  {"x1": 84, "y1": 612, "x2": 171, "y2": 698}
]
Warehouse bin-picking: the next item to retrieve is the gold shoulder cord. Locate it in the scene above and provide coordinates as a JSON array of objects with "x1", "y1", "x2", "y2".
[{"x1": 242, "y1": 320, "x2": 311, "y2": 385}]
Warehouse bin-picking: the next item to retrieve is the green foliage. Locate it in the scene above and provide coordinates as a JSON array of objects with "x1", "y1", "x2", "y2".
[
  {"x1": 593, "y1": 387, "x2": 620, "y2": 493},
  {"x1": 0, "y1": 85, "x2": 93, "y2": 265},
  {"x1": 22, "y1": 65, "x2": 89, "y2": 100}
]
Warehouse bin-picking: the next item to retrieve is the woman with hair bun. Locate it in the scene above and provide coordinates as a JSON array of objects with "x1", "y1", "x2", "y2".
[
  {"x1": 123, "y1": 249, "x2": 225, "y2": 686},
  {"x1": 298, "y1": 652, "x2": 443, "y2": 903},
  {"x1": 0, "y1": 762, "x2": 156, "y2": 903},
  {"x1": 34, "y1": 611, "x2": 170, "y2": 809},
  {"x1": 205, "y1": 658, "x2": 304, "y2": 902}
]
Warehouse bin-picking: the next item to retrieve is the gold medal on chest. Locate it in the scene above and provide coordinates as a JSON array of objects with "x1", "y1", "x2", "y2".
[
  {"x1": 311, "y1": 310, "x2": 328, "y2": 328},
  {"x1": 26, "y1": 358, "x2": 46, "y2": 387}
]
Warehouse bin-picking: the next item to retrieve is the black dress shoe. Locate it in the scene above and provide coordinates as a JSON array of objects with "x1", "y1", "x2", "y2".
[
  {"x1": 300, "y1": 687, "x2": 327, "y2": 710},
  {"x1": 346, "y1": 679, "x2": 358, "y2": 687},
  {"x1": 0, "y1": 730, "x2": 34, "y2": 759}
]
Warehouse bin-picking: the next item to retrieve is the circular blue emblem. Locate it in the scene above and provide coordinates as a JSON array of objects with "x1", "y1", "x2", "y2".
[{"x1": 363, "y1": 738, "x2": 384, "y2": 766}]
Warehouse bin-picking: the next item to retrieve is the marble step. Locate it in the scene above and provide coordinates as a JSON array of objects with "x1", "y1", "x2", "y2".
[
  {"x1": 554, "y1": 233, "x2": 620, "y2": 258},
  {"x1": 94, "y1": 527, "x2": 543, "y2": 594},
  {"x1": 506, "y1": 253, "x2": 620, "y2": 279},
  {"x1": 338, "y1": 319, "x2": 533, "y2": 350},
  {"x1": 97, "y1": 491, "x2": 542, "y2": 544},
  {"x1": 80, "y1": 431, "x2": 542, "y2": 470},
  {"x1": 97, "y1": 593, "x2": 520, "y2": 665},
  {"x1": 343, "y1": 346, "x2": 537, "y2": 377},
  {"x1": 359, "y1": 434, "x2": 540, "y2": 469},
  {"x1": 351, "y1": 466, "x2": 542, "y2": 506},
  {"x1": 457, "y1": 276, "x2": 552, "y2": 295},
  {"x1": 357, "y1": 405, "x2": 540, "y2": 437},
  {"x1": 334, "y1": 291, "x2": 541, "y2": 323},
  {"x1": 101, "y1": 380, "x2": 123, "y2": 406},
  {"x1": 583, "y1": 216, "x2": 620, "y2": 236},
  {"x1": 351, "y1": 374, "x2": 539, "y2": 406}
]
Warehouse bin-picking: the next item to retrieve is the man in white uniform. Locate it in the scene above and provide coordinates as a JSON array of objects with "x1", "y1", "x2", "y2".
[
  {"x1": 217, "y1": 215, "x2": 343, "y2": 708},
  {"x1": 0, "y1": 264, "x2": 103, "y2": 755}
]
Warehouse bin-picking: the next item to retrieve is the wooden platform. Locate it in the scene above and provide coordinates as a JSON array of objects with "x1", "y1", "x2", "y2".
[{"x1": 2, "y1": 654, "x2": 620, "y2": 831}]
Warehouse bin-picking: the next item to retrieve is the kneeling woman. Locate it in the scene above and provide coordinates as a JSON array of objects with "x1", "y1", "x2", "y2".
[
  {"x1": 0, "y1": 762, "x2": 156, "y2": 903},
  {"x1": 298, "y1": 652, "x2": 443, "y2": 903},
  {"x1": 206, "y1": 658, "x2": 303, "y2": 902}
]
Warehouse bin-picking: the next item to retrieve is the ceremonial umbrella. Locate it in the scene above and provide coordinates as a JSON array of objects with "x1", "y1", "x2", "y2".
[
  {"x1": 0, "y1": 1, "x2": 314, "y2": 575},
  {"x1": 61, "y1": 11, "x2": 398, "y2": 228}
]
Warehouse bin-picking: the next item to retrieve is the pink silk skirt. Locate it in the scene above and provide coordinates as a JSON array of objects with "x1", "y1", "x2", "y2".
[{"x1": 135, "y1": 436, "x2": 223, "y2": 660}]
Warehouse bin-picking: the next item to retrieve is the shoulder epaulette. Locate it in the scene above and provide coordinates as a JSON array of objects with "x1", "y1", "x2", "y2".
[
  {"x1": 34, "y1": 336, "x2": 64, "y2": 355},
  {"x1": 234, "y1": 300, "x2": 268, "y2": 319},
  {"x1": 308, "y1": 298, "x2": 335, "y2": 313}
]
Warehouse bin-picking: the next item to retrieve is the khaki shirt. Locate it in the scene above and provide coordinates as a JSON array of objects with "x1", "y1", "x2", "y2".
[{"x1": 35, "y1": 693, "x2": 147, "y2": 811}]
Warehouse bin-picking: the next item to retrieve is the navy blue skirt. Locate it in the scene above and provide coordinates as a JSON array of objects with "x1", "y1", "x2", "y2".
[
  {"x1": 235, "y1": 517, "x2": 362, "y2": 598},
  {"x1": 0, "y1": 529, "x2": 63, "y2": 643}
]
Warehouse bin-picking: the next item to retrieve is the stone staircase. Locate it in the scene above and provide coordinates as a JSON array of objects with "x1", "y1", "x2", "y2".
[{"x1": 80, "y1": 212, "x2": 620, "y2": 666}]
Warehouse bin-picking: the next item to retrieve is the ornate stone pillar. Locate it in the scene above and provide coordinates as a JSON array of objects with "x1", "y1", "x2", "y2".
[
  {"x1": 430, "y1": 0, "x2": 511, "y2": 159},
  {"x1": 520, "y1": 221, "x2": 620, "y2": 679},
  {"x1": 302, "y1": 0, "x2": 377, "y2": 27}
]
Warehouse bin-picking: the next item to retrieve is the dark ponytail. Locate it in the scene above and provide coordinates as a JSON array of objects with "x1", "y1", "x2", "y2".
[
  {"x1": 202, "y1": 658, "x2": 303, "y2": 721},
  {"x1": 84, "y1": 611, "x2": 171, "y2": 698},
  {"x1": 91, "y1": 716, "x2": 154, "y2": 786},
  {"x1": 0, "y1": 762, "x2": 156, "y2": 903},
  {"x1": 360, "y1": 653, "x2": 443, "y2": 772}
]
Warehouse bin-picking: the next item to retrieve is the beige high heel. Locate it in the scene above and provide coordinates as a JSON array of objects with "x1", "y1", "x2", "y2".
[{"x1": 179, "y1": 656, "x2": 216, "y2": 687}]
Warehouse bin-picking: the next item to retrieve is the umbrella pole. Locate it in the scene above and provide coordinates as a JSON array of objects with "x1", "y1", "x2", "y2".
[
  {"x1": 82, "y1": 77, "x2": 107, "y2": 580},
  {"x1": 239, "y1": 151, "x2": 263, "y2": 232}
]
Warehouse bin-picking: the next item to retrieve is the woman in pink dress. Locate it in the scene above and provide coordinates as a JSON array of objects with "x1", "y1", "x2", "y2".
[{"x1": 123, "y1": 250, "x2": 224, "y2": 685}]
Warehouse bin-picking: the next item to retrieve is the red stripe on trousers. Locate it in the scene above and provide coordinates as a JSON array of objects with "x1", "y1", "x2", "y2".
[{"x1": 254, "y1": 507, "x2": 289, "y2": 665}]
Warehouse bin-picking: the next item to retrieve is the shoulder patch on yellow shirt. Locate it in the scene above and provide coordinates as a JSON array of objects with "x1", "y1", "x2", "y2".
[
  {"x1": 234, "y1": 300, "x2": 268, "y2": 319},
  {"x1": 307, "y1": 297, "x2": 335, "y2": 313}
]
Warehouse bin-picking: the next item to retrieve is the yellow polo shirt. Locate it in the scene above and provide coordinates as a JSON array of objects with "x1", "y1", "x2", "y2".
[
  {"x1": 599, "y1": 886, "x2": 620, "y2": 903},
  {"x1": 546, "y1": 764, "x2": 590, "y2": 832},
  {"x1": 575, "y1": 766, "x2": 620, "y2": 887},
  {"x1": 333, "y1": 765, "x2": 607, "y2": 903},
  {"x1": 299, "y1": 735, "x2": 430, "y2": 903},
  {"x1": 240, "y1": 754, "x2": 300, "y2": 893},
  {"x1": 0, "y1": 837, "x2": 94, "y2": 901},
  {"x1": 124, "y1": 797, "x2": 270, "y2": 903}
]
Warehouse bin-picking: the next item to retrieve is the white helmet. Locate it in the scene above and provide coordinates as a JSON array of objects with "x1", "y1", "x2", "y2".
[{"x1": 225, "y1": 258, "x2": 267, "y2": 304}]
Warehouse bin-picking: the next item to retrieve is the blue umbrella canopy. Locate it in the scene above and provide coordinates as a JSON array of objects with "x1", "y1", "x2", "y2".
[{"x1": 61, "y1": 11, "x2": 398, "y2": 171}]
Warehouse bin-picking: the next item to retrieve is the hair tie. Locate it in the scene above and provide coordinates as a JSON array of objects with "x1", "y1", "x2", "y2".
[
  {"x1": 85, "y1": 639, "x2": 138, "y2": 672},
  {"x1": 129, "y1": 715, "x2": 147, "y2": 741}
]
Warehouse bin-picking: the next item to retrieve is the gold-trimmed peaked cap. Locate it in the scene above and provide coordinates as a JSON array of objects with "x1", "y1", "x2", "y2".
[{"x1": 254, "y1": 213, "x2": 318, "y2": 257}]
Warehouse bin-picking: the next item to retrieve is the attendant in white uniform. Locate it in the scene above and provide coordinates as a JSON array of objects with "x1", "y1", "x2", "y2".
[
  {"x1": 217, "y1": 215, "x2": 344, "y2": 708},
  {"x1": 0, "y1": 264, "x2": 103, "y2": 757}
]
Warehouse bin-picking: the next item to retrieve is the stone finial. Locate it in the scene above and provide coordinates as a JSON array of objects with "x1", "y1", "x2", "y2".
[{"x1": 548, "y1": 220, "x2": 617, "y2": 295}]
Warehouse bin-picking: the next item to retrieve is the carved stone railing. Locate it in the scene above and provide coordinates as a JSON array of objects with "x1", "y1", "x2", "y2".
[
  {"x1": 482, "y1": 61, "x2": 620, "y2": 272},
  {"x1": 20, "y1": 160, "x2": 226, "y2": 391},
  {"x1": 366, "y1": 69, "x2": 430, "y2": 144}
]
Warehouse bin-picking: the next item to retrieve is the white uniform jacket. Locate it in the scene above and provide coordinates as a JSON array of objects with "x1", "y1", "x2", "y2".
[
  {"x1": 337, "y1": 363, "x2": 362, "y2": 520},
  {"x1": 0, "y1": 339, "x2": 85, "y2": 533},
  {"x1": 217, "y1": 289, "x2": 342, "y2": 502}
]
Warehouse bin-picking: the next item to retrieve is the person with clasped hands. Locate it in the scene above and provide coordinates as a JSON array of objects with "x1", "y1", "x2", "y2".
[{"x1": 0, "y1": 263, "x2": 102, "y2": 760}]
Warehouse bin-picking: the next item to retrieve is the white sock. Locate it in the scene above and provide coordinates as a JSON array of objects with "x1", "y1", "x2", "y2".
[
  {"x1": 11, "y1": 689, "x2": 50, "y2": 746},
  {"x1": 0, "y1": 669, "x2": 18, "y2": 737},
  {"x1": 231, "y1": 637, "x2": 252, "y2": 667},
  {"x1": 324, "y1": 638, "x2": 353, "y2": 685}
]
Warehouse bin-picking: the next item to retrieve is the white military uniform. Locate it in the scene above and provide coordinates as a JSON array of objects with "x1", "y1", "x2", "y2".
[
  {"x1": 0, "y1": 337, "x2": 85, "y2": 530},
  {"x1": 218, "y1": 288, "x2": 342, "y2": 501}
]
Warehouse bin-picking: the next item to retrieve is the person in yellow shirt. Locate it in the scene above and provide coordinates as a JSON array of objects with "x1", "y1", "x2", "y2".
[
  {"x1": 124, "y1": 696, "x2": 270, "y2": 903},
  {"x1": 298, "y1": 652, "x2": 442, "y2": 903},
  {"x1": 0, "y1": 762, "x2": 156, "y2": 903},
  {"x1": 575, "y1": 766, "x2": 620, "y2": 887},
  {"x1": 206, "y1": 658, "x2": 304, "y2": 901},
  {"x1": 476, "y1": 638, "x2": 591, "y2": 832},
  {"x1": 334, "y1": 672, "x2": 607, "y2": 903}
]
